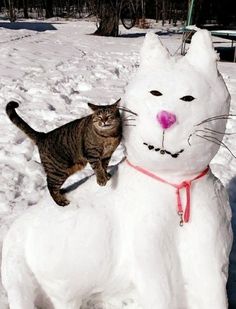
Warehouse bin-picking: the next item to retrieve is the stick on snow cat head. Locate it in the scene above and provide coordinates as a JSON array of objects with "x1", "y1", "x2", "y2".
[{"x1": 124, "y1": 30, "x2": 231, "y2": 175}]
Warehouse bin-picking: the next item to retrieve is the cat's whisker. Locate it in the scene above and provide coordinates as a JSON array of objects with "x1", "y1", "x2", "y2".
[
  {"x1": 122, "y1": 116, "x2": 136, "y2": 121},
  {"x1": 123, "y1": 114, "x2": 135, "y2": 119},
  {"x1": 195, "y1": 114, "x2": 236, "y2": 126},
  {"x1": 118, "y1": 106, "x2": 138, "y2": 117},
  {"x1": 196, "y1": 134, "x2": 236, "y2": 159},
  {"x1": 119, "y1": 110, "x2": 138, "y2": 117},
  {"x1": 123, "y1": 118, "x2": 136, "y2": 121}
]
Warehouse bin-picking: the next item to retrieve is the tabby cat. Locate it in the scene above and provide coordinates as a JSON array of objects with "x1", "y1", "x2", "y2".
[{"x1": 6, "y1": 99, "x2": 122, "y2": 206}]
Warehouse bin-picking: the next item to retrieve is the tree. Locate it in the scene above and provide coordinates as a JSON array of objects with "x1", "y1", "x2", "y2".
[
  {"x1": 93, "y1": 0, "x2": 138, "y2": 36},
  {"x1": 23, "y1": 0, "x2": 29, "y2": 18},
  {"x1": 8, "y1": 0, "x2": 16, "y2": 21},
  {"x1": 45, "y1": 0, "x2": 53, "y2": 18},
  {"x1": 94, "y1": 0, "x2": 120, "y2": 37}
]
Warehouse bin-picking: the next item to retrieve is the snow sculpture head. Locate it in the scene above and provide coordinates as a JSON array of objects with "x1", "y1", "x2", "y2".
[{"x1": 124, "y1": 30, "x2": 230, "y2": 175}]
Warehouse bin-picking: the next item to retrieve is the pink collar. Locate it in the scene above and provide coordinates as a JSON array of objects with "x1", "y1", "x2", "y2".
[{"x1": 126, "y1": 159, "x2": 209, "y2": 226}]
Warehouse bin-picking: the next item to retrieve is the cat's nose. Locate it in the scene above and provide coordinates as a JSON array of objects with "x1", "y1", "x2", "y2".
[
  {"x1": 156, "y1": 110, "x2": 177, "y2": 129},
  {"x1": 103, "y1": 116, "x2": 109, "y2": 123}
]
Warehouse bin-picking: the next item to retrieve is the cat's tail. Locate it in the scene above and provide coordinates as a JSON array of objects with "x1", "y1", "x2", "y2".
[{"x1": 6, "y1": 101, "x2": 44, "y2": 143}]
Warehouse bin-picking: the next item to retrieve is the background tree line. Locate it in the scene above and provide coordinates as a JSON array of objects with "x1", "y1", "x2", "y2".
[{"x1": 0, "y1": 0, "x2": 235, "y2": 35}]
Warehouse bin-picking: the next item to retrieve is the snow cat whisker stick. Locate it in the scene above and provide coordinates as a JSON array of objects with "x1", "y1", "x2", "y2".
[
  {"x1": 204, "y1": 128, "x2": 236, "y2": 135},
  {"x1": 195, "y1": 114, "x2": 236, "y2": 126},
  {"x1": 188, "y1": 129, "x2": 211, "y2": 146},
  {"x1": 196, "y1": 134, "x2": 236, "y2": 159}
]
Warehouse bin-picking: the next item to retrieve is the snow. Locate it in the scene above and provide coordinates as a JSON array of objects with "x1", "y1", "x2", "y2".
[{"x1": 0, "y1": 19, "x2": 236, "y2": 308}]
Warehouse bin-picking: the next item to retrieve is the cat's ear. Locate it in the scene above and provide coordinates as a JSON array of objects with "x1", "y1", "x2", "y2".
[
  {"x1": 185, "y1": 30, "x2": 218, "y2": 76},
  {"x1": 88, "y1": 103, "x2": 100, "y2": 111},
  {"x1": 111, "y1": 98, "x2": 121, "y2": 108},
  {"x1": 140, "y1": 32, "x2": 170, "y2": 69}
]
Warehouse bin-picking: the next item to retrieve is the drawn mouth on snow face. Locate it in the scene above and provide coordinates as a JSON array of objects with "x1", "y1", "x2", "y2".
[
  {"x1": 143, "y1": 142, "x2": 184, "y2": 158},
  {"x1": 143, "y1": 128, "x2": 185, "y2": 158}
]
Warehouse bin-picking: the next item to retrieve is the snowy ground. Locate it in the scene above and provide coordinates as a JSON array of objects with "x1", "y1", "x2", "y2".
[{"x1": 0, "y1": 19, "x2": 236, "y2": 308}]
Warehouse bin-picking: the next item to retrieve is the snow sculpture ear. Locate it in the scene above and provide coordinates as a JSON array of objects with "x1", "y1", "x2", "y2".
[
  {"x1": 185, "y1": 30, "x2": 218, "y2": 76},
  {"x1": 140, "y1": 32, "x2": 170, "y2": 69}
]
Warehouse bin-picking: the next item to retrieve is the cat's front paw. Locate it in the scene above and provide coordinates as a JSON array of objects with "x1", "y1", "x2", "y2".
[
  {"x1": 97, "y1": 175, "x2": 108, "y2": 186},
  {"x1": 57, "y1": 199, "x2": 70, "y2": 207},
  {"x1": 54, "y1": 194, "x2": 70, "y2": 207}
]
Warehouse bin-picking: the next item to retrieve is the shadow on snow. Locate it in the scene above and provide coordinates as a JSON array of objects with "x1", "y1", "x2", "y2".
[
  {"x1": 0, "y1": 21, "x2": 58, "y2": 32},
  {"x1": 119, "y1": 30, "x2": 178, "y2": 38}
]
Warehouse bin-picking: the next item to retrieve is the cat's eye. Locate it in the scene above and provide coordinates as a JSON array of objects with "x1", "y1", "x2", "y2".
[
  {"x1": 97, "y1": 116, "x2": 103, "y2": 121},
  {"x1": 180, "y1": 95, "x2": 195, "y2": 102},
  {"x1": 150, "y1": 90, "x2": 163, "y2": 97}
]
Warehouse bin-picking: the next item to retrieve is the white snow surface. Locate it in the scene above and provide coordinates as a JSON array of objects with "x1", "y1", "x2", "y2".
[{"x1": 0, "y1": 19, "x2": 236, "y2": 308}]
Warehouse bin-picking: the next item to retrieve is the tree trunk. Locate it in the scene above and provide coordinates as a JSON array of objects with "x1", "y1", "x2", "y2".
[
  {"x1": 23, "y1": 0, "x2": 28, "y2": 18},
  {"x1": 155, "y1": 0, "x2": 158, "y2": 23},
  {"x1": 141, "y1": 0, "x2": 145, "y2": 19},
  {"x1": 8, "y1": 0, "x2": 16, "y2": 22},
  {"x1": 94, "y1": 0, "x2": 119, "y2": 37},
  {"x1": 45, "y1": 0, "x2": 54, "y2": 18},
  {"x1": 162, "y1": 0, "x2": 165, "y2": 26}
]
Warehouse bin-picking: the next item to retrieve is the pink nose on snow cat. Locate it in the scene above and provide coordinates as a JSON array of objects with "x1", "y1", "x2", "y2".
[
  {"x1": 1, "y1": 30, "x2": 232, "y2": 309},
  {"x1": 156, "y1": 110, "x2": 177, "y2": 129}
]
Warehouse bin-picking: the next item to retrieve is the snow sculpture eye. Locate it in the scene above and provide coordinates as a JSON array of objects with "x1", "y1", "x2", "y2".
[
  {"x1": 150, "y1": 90, "x2": 163, "y2": 96},
  {"x1": 180, "y1": 95, "x2": 195, "y2": 102}
]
